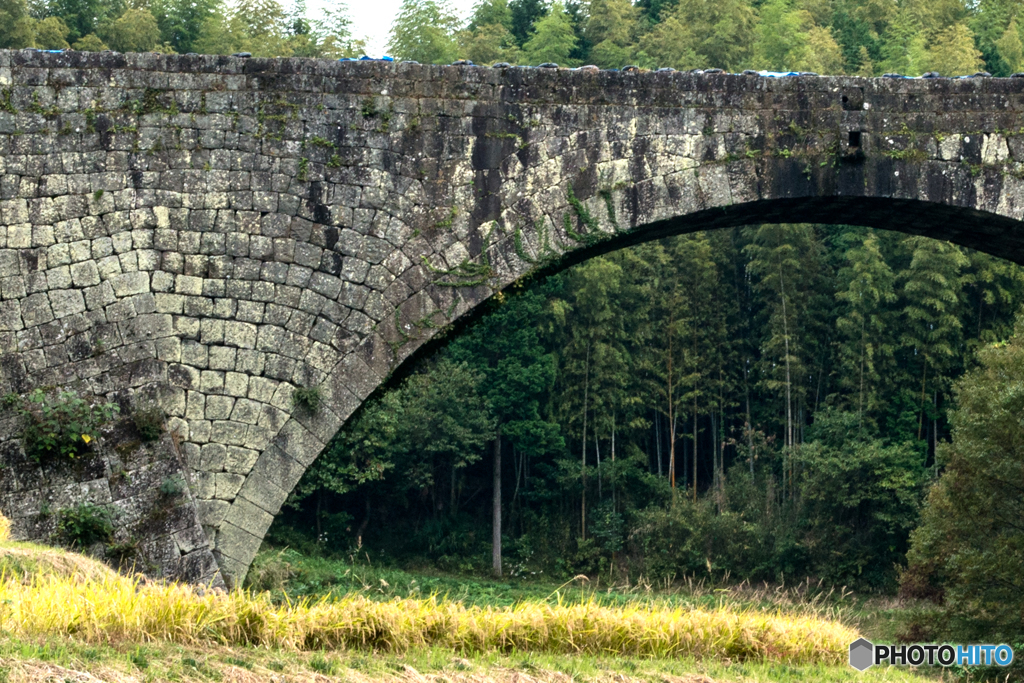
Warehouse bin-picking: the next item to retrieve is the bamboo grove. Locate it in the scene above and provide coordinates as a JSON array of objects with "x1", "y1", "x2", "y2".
[{"x1": 273, "y1": 225, "x2": 1024, "y2": 590}]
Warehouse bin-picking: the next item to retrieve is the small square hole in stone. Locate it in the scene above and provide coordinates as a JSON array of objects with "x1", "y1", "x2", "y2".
[{"x1": 849, "y1": 131, "x2": 862, "y2": 147}]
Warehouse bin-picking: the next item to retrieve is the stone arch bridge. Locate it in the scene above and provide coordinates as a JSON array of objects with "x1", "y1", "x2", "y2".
[{"x1": 0, "y1": 49, "x2": 1023, "y2": 586}]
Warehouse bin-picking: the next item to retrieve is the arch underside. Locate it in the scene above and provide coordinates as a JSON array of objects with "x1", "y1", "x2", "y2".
[{"x1": 528, "y1": 197, "x2": 1024, "y2": 277}]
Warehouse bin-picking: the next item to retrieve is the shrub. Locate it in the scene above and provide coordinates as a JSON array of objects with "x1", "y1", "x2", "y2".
[
  {"x1": 158, "y1": 476, "x2": 185, "y2": 498},
  {"x1": 132, "y1": 404, "x2": 165, "y2": 442},
  {"x1": 57, "y1": 504, "x2": 113, "y2": 548},
  {"x1": 291, "y1": 385, "x2": 321, "y2": 414},
  {"x1": 5, "y1": 389, "x2": 119, "y2": 463},
  {"x1": 0, "y1": 513, "x2": 10, "y2": 543}
]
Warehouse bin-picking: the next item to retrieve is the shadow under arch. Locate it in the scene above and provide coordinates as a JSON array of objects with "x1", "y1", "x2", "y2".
[{"x1": 379, "y1": 195, "x2": 1024, "y2": 399}]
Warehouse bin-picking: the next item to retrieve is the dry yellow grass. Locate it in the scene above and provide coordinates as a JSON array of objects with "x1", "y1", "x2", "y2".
[
  {"x1": 0, "y1": 569, "x2": 857, "y2": 665},
  {"x1": 0, "y1": 541, "x2": 117, "y2": 582},
  {"x1": 0, "y1": 511, "x2": 11, "y2": 542}
]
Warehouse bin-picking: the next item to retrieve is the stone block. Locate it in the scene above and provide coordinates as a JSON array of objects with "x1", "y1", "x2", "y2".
[
  {"x1": 214, "y1": 521, "x2": 261, "y2": 563},
  {"x1": 48, "y1": 289, "x2": 86, "y2": 319},
  {"x1": 110, "y1": 271, "x2": 150, "y2": 297},
  {"x1": 70, "y1": 260, "x2": 101, "y2": 287},
  {"x1": 203, "y1": 391, "x2": 235, "y2": 419}
]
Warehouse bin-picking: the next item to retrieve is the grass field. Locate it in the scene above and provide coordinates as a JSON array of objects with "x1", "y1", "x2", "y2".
[{"x1": 0, "y1": 537, "x2": 955, "y2": 682}]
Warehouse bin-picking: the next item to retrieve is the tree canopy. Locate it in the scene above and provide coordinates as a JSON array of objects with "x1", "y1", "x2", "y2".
[{"x1": 4, "y1": 0, "x2": 1021, "y2": 77}]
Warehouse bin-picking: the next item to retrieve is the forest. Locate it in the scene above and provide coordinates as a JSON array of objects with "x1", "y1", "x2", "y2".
[
  {"x1": 271, "y1": 223, "x2": 1024, "y2": 609},
  {"x1": 1, "y1": 0, "x2": 1024, "y2": 79}
]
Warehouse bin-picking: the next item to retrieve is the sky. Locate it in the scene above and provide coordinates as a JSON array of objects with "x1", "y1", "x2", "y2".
[{"x1": 311, "y1": 0, "x2": 478, "y2": 57}]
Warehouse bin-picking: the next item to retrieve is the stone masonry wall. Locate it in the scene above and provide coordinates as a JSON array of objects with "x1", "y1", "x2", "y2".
[{"x1": 0, "y1": 49, "x2": 1023, "y2": 584}]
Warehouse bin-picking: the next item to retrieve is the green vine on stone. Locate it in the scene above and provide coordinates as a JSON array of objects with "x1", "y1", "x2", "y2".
[
  {"x1": 0, "y1": 88, "x2": 15, "y2": 114},
  {"x1": 434, "y1": 206, "x2": 457, "y2": 230},
  {"x1": 513, "y1": 225, "x2": 535, "y2": 263},
  {"x1": 422, "y1": 256, "x2": 495, "y2": 288},
  {"x1": 565, "y1": 186, "x2": 604, "y2": 246},
  {"x1": 599, "y1": 189, "x2": 619, "y2": 231}
]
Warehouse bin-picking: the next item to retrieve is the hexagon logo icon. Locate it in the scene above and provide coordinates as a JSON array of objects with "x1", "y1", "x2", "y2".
[{"x1": 849, "y1": 638, "x2": 874, "y2": 671}]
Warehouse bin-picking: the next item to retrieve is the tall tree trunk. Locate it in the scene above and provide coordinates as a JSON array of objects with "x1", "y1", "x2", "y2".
[
  {"x1": 492, "y1": 429, "x2": 502, "y2": 577},
  {"x1": 718, "y1": 361, "x2": 725, "y2": 498},
  {"x1": 512, "y1": 446, "x2": 523, "y2": 507},
  {"x1": 596, "y1": 423, "x2": 602, "y2": 500},
  {"x1": 779, "y1": 265, "x2": 793, "y2": 501},
  {"x1": 692, "y1": 410, "x2": 698, "y2": 503},
  {"x1": 581, "y1": 343, "x2": 590, "y2": 539},
  {"x1": 315, "y1": 487, "x2": 323, "y2": 544},
  {"x1": 744, "y1": 360, "x2": 754, "y2": 476},
  {"x1": 655, "y1": 411, "x2": 662, "y2": 476},
  {"x1": 780, "y1": 266, "x2": 793, "y2": 452},
  {"x1": 667, "y1": 311, "x2": 676, "y2": 490},
  {"x1": 450, "y1": 460, "x2": 457, "y2": 513},
  {"x1": 859, "y1": 316, "x2": 866, "y2": 429},
  {"x1": 356, "y1": 496, "x2": 370, "y2": 546},
  {"x1": 918, "y1": 358, "x2": 927, "y2": 440},
  {"x1": 611, "y1": 414, "x2": 616, "y2": 511},
  {"x1": 977, "y1": 289, "x2": 983, "y2": 338},
  {"x1": 693, "y1": 313, "x2": 699, "y2": 503}
]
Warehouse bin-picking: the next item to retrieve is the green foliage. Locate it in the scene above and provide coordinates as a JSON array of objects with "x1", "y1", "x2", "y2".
[
  {"x1": 586, "y1": 0, "x2": 635, "y2": 68},
  {"x1": 994, "y1": 17, "x2": 1023, "y2": 74},
  {"x1": 48, "y1": 0, "x2": 111, "y2": 42},
  {"x1": 132, "y1": 404, "x2": 165, "y2": 442},
  {"x1": 460, "y1": 22, "x2": 520, "y2": 65},
  {"x1": 308, "y1": 654, "x2": 337, "y2": 675},
  {"x1": 924, "y1": 22, "x2": 984, "y2": 76},
  {"x1": 34, "y1": 15, "x2": 72, "y2": 49},
  {"x1": 387, "y1": 0, "x2": 461, "y2": 64},
  {"x1": 290, "y1": 358, "x2": 495, "y2": 526},
  {"x1": 669, "y1": 0, "x2": 755, "y2": 70},
  {"x1": 72, "y1": 33, "x2": 107, "y2": 50},
  {"x1": 900, "y1": 236, "x2": 969, "y2": 435},
  {"x1": 509, "y1": 0, "x2": 546, "y2": 46},
  {"x1": 57, "y1": 503, "x2": 113, "y2": 548},
  {"x1": 98, "y1": 8, "x2": 162, "y2": 53},
  {"x1": 834, "y1": 230, "x2": 897, "y2": 427},
  {"x1": 798, "y1": 409, "x2": 925, "y2": 587},
  {"x1": 468, "y1": 0, "x2": 512, "y2": 32},
  {"x1": 273, "y1": 224, "x2": 1024, "y2": 591},
  {"x1": 903, "y1": 322, "x2": 1024, "y2": 643},
  {"x1": 753, "y1": 0, "x2": 845, "y2": 73},
  {"x1": 522, "y1": 1, "x2": 577, "y2": 65},
  {"x1": 635, "y1": 14, "x2": 700, "y2": 70},
  {"x1": 150, "y1": 0, "x2": 220, "y2": 54},
  {"x1": 7, "y1": 389, "x2": 119, "y2": 463},
  {"x1": 0, "y1": 0, "x2": 33, "y2": 49},
  {"x1": 10, "y1": 0, "x2": 1018, "y2": 77},
  {"x1": 129, "y1": 648, "x2": 149, "y2": 670},
  {"x1": 158, "y1": 476, "x2": 185, "y2": 498},
  {"x1": 291, "y1": 385, "x2": 321, "y2": 414}
]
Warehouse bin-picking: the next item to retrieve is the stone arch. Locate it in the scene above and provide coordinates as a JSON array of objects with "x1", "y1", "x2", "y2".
[{"x1": 0, "y1": 50, "x2": 1024, "y2": 585}]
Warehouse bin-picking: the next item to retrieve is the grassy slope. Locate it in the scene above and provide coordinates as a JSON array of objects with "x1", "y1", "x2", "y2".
[{"x1": 0, "y1": 543, "x2": 941, "y2": 683}]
